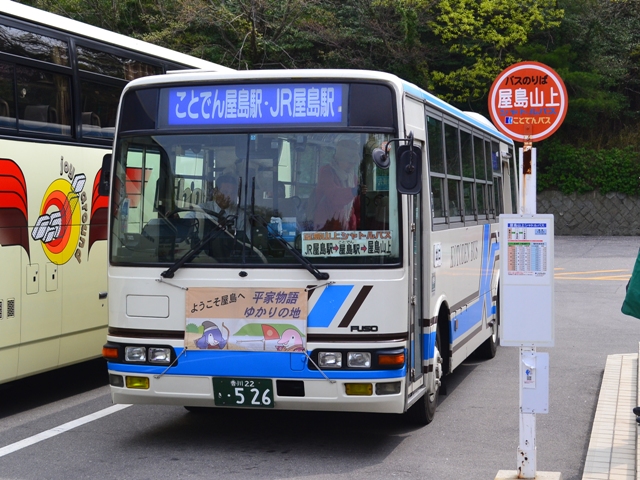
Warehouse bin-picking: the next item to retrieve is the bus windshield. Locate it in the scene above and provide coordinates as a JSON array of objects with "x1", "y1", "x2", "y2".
[{"x1": 110, "y1": 132, "x2": 400, "y2": 268}]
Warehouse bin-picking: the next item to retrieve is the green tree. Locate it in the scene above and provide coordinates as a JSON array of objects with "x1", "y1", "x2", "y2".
[
  {"x1": 426, "y1": 0, "x2": 564, "y2": 105},
  {"x1": 23, "y1": 0, "x2": 152, "y2": 37},
  {"x1": 553, "y1": 0, "x2": 640, "y2": 147},
  {"x1": 137, "y1": 0, "x2": 441, "y2": 81},
  {"x1": 139, "y1": 0, "x2": 319, "y2": 69}
]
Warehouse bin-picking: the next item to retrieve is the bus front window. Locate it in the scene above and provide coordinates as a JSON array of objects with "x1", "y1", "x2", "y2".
[{"x1": 110, "y1": 132, "x2": 400, "y2": 268}]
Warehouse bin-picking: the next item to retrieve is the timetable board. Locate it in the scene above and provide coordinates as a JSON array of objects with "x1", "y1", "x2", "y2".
[{"x1": 499, "y1": 214, "x2": 554, "y2": 346}]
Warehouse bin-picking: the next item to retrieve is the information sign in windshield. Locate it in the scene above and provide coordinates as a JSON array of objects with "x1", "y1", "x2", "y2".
[{"x1": 301, "y1": 230, "x2": 393, "y2": 257}]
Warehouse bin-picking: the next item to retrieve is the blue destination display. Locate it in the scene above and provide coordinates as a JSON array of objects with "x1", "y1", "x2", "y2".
[{"x1": 165, "y1": 83, "x2": 344, "y2": 126}]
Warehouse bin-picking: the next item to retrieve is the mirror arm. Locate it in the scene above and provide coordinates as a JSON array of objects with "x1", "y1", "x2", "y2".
[
  {"x1": 404, "y1": 131, "x2": 416, "y2": 173},
  {"x1": 372, "y1": 131, "x2": 416, "y2": 169}
]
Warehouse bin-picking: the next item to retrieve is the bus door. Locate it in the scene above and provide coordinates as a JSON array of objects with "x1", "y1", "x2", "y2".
[
  {"x1": 407, "y1": 192, "x2": 424, "y2": 395},
  {"x1": 402, "y1": 96, "x2": 427, "y2": 397}
]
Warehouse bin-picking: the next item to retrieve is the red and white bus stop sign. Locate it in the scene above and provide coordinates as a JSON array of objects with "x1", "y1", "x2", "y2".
[{"x1": 488, "y1": 61, "x2": 568, "y2": 143}]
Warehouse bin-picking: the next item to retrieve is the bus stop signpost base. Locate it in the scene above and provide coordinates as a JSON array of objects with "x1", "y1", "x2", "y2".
[{"x1": 494, "y1": 471, "x2": 563, "y2": 480}]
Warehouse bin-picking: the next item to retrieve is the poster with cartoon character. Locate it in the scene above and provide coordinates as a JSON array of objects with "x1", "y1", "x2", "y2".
[{"x1": 185, "y1": 287, "x2": 307, "y2": 352}]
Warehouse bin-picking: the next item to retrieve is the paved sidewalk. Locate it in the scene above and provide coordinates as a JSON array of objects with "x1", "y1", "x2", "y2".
[{"x1": 582, "y1": 352, "x2": 638, "y2": 480}]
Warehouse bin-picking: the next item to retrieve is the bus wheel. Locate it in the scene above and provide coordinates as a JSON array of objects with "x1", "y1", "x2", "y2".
[
  {"x1": 408, "y1": 325, "x2": 442, "y2": 425},
  {"x1": 478, "y1": 320, "x2": 498, "y2": 359}
]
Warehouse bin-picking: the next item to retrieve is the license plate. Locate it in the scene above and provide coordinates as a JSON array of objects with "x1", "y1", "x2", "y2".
[{"x1": 213, "y1": 378, "x2": 274, "y2": 408}]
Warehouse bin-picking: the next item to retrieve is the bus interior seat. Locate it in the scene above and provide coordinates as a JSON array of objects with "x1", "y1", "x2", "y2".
[
  {"x1": 0, "y1": 99, "x2": 9, "y2": 117},
  {"x1": 82, "y1": 111, "x2": 101, "y2": 127},
  {"x1": 24, "y1": 105, "x2": 58, "y2": 123}
]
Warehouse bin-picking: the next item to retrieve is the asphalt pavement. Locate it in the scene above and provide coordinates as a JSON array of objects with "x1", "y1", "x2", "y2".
[{"x1": 1, "y1": 236, "x2": 640, "y2": 480}]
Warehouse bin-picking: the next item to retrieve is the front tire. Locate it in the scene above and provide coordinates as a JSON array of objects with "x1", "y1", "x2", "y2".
[{"x1": 407, "y1": 325, "x2": 442, "y2": 425}]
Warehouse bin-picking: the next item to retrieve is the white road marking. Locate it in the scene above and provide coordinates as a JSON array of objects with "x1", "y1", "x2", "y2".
[{"x1": 0, "y1": 404, "x2": 131, "y2": 458}]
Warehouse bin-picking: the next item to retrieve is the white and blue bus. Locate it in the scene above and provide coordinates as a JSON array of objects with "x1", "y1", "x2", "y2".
[
  {"x1": 0, "y1": 0, "x2": 230, "y2": 385},
  {"x1": 101, "y1": 69, "x2": 518, "y2": 423}
]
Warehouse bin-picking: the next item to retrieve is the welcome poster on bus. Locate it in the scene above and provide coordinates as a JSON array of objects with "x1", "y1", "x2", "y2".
[{"x1": 185, "y1": 287, "x2": 307, "y2": 352}]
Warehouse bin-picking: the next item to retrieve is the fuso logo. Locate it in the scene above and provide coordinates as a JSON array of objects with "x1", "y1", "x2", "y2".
[{"x1": 32, "y1": 159, "x2": 88, "y2": 265}]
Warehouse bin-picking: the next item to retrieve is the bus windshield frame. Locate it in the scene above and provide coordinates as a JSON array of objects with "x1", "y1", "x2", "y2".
[{"x1": 110, "y1": 131, "x2": 401, "y2": 268}]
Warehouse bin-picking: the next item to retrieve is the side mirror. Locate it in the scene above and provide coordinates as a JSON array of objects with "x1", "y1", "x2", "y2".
[
  {"x1": 372, "y1": 147, "x2": 390, "y2": 169},
  {"x1": 396, "y1": 144, "x2": 422, "y2": 195},
  {"x1": 98, "y1": 153, "x2": 112, "y2": 197}
]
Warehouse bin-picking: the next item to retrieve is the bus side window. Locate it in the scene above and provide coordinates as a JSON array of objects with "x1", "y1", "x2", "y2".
[
  {"x1": 80, "y1": 80, "x2": 122, "y2": 139},
  {"x1": 0, "y1": 62, "x2": 16, "y2": 129},
  {"x1": 430, "y1": 177, "x2": 445, "y2": 218},
  {"x1": 17, "y1": 66, "x2": 71, "y2": 136},
  {"x1": 447, "y1": 179, "x2": 461, "y2": 217}
]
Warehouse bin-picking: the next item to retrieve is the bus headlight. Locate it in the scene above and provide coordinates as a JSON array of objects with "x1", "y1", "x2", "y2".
[
  {"x1": 148, "y1": 347, "x2": 172, "y2": 364},
  {"x1": 318, "y1": 352, "x2": 342, "y2": 368},
  {"x1": 347, "y1": 352, "x2": 371, "y2": 368},
  {"x1": 125, "y1": 346, "x2": 146, "y2": 362}
]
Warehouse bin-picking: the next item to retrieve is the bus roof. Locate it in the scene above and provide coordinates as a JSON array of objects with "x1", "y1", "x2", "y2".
[
  {"x1": 123, "y1": 68, "x2": 512, "y2": 143},
  {"x1": 0, "y1": 0, "x2": 233, "y2": 71},
  {"x1": 401, "y1": 80, "x2": 513, "y2": 144}
]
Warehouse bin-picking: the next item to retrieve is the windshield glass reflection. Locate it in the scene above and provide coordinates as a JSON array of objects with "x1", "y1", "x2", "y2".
[{"x1": 110, "y1": 132, "x2": 400, "y2": 267}]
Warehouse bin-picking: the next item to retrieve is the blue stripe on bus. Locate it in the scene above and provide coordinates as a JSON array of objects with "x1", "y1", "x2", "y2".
[
  {"x1": 450, "y1": 225, "x2": 498, "y2": 342},
  {"x1": 108, "y1": 349, "x2": 406, "y2": 380},
  {"x1": 423, "y1": 224, "x2": 498, "y2": 360},
  {"x1": 423, "y1": 331, "x2": 436, "y2": 362},
  {"x1": 307, "y1": 284, "x2": 353, "y2": 328}
]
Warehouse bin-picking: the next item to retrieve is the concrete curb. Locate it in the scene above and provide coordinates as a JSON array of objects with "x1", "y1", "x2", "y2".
[{"x1": 582, "y1": 350, "x2": 638, "y2": 479}]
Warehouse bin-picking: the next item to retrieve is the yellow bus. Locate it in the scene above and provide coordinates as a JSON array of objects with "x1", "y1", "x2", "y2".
[{"x1": 0, "y1": 0, "x2": 230, "y2": 384}]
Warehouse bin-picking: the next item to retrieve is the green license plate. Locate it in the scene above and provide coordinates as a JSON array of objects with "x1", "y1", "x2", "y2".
[{"x1": 213, "y1": 378, "x2": 274, "y2": 408}]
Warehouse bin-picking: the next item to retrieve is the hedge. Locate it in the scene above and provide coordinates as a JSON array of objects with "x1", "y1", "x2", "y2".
[{"x1": 537, "y1": 142, "x2": 640, "y2": 195}]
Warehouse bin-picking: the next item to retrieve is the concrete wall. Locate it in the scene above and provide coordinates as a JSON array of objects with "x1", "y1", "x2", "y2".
[{"x1": 537, "y1": 190, "x2": 640, "y2": 235}]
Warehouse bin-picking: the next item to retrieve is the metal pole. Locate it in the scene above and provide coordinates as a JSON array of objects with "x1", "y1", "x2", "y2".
[
  {"x1": 518, "y1": 143, "x2": 537, "y2": 478},
  {"x1": 518, "y1": 347, "x2": 537, "y2": 478}
]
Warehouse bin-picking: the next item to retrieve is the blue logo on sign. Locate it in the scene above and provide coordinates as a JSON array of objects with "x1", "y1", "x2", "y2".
[{"x1": 505, "y1": 117, "x2": 513, "y2": 124}]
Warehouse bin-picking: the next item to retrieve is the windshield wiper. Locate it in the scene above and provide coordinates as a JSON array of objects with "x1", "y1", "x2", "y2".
[
  {"x1": 160, "y1": 219, "x2": 227, "y2": 279},
  {"x1": 249, "y1": 213, "x2": 329, "y2": 281}
]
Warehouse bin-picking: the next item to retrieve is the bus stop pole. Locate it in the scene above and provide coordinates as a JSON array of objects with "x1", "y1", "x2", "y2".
[{"x1": 518, "y1": 141, "x2": 536, "y2": 478}]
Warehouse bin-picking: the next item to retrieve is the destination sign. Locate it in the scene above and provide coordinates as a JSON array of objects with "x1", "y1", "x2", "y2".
[{"x1": 163, "y1": 83, "x2": 345, "y2": 127}]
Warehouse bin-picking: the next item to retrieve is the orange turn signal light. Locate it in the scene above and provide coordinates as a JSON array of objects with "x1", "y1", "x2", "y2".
[
  {"x1": 378, "y1": 353, "x2": 405, "y2": 366},
  {"x1": 102, "y1": 346, "x2": 119, "y2": 360}
]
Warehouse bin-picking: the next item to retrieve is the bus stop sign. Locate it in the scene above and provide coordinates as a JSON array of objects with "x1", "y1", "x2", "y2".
[{"x1": 488, "y1": 61, "x2": 568, "y2": 142}]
